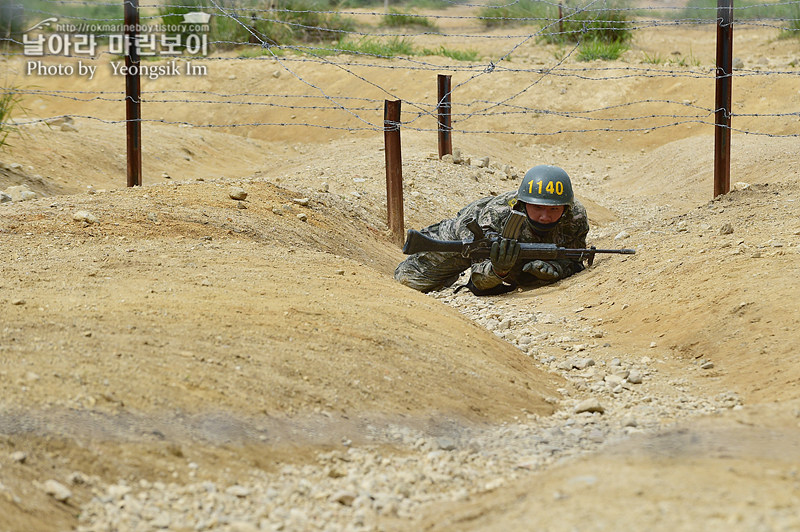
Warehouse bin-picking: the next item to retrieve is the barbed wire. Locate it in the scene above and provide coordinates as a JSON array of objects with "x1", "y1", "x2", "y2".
[
  {"x1": 5, "y1": 41, "x2": 798, "y2": 82},
  {"x1": 8, "y1": 111, "x2": 799, "y2": 139},
  {"x1": 4, "y1": 0, "x2": 800, "y2": 141}
]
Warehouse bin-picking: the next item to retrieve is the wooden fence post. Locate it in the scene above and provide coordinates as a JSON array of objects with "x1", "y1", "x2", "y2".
[
  {"x1": 124, "y1": 0, "x2": 142, "y2": 187},
  {"x1": 437, "y1": 74, "x2": 452, "y2": 158},
  {"x1": 714, "y1": 0, "x2": 734, "y2": 197},
  {"x1": 384, "y1": 100, "x2": 404, "y2": 246}
]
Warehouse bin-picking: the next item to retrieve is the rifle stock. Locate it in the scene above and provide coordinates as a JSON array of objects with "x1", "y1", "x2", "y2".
[{"x1": 402, "y1": 230, "x2": 464, "y2": 254}]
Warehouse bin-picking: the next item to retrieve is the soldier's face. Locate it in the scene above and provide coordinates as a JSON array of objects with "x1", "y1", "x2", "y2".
[{"x1": 525, "y1": 203, "x2": 565, "y2": 224}]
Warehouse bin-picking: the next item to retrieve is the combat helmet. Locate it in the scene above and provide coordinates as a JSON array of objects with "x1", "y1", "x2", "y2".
[{"x1": 517, "y1": 165, "x2": 574, "y2": 206}]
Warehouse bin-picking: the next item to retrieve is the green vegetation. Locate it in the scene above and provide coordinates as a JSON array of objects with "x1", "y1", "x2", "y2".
[
  {"x1": 24, "y1": 0, "x2": 123, "y2": 23},
  {"x1": 0, "y1": 0, "x2": 25, "y2": 41},
  {"x1": 382, "y1": 8, "x2": 439, "y2": 31},
  {"x1": 0, "y1": 87, "x2": 24, "y2": 150},
  {"x1": 420, "y1": 45, "x2": 478, "y2": 61},
  {"x1": 158, "y1": 0, "x2": 210, "y2": 51},
  {"x1": 282, "y1": 36, "x2": 478, "y2": 61},
  {"x1": 640, "y1": 49, "x2": 700, "y2": 66},
  {"x1": 479, "y1": 0, "x2": 633, "y2": 63},
  {"x1": 335, "y1": 35, "x2": 416, "y2": 56},
  {"x1": 540, "y1": 5, "x2": 632, "y2": 46},
  {"x1": 478, "y1": 1, "x2": 551, "y2": 29},
  {"x1": 670, "y1": 51, "x2": 701, "y2": 67},
  {"x1": 778, "y1": 5, "x2": 800, "y2": 39},
  {"x1": 337, "y1": 0, "x2": 452, "y2": 8},
  {"x1": 159, "y1": 0, "x2": 355, "y2": 50},
  {"x1": 576, "y1": 39, "x2": 627, "y2": 61},
  {"x1": 22, "y1": 0, "x2": 123, "y2": 37},
  {"x1": 477, "y1": 0, "x2": 633, "y2": 62},
  {"x1": 0, "y1": 2, "x2": 26, "y2": 148},
  {"x1": 677, "y1": 0, "x2": 800, "y2": 21},
  {"x1": 641, "y1": 51, "x2": 664, "y2": 64}
]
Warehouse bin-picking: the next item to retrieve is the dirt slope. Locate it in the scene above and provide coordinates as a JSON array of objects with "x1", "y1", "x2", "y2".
[
  {"x1": 0, "y1": 179, "x2": 565, "y2": 531},
  {"x1": 417, "y1": 401, "x2": 800, "y2": 532}
]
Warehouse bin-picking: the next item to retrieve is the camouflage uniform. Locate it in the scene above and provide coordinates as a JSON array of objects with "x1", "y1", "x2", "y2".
[{"x1": 395, "y1": 191, "x2": 589, "y2": 293}]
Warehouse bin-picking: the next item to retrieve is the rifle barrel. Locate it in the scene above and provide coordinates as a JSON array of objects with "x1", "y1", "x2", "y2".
[
  {"x1": 581, "y1": 248, "x2": 636, "y2": 254},
  {"x1": 592, "y1": 249, "x2": 636, "y2": 255}
]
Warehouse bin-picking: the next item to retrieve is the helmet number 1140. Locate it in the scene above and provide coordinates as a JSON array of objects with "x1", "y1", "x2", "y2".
[{"x1": 531, "y1": 180, "x2": 564, "y2": 195}]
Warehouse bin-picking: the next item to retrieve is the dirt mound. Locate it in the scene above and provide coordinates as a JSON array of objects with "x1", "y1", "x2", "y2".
[
  {"x1": 0, "y1": 180, "x2": 561, "y2": 421},
  {"x1": 415, "y1": 401, "x2": 800, "y2": 532},
  {"x1": 0, "y1": 178, "x2": 563, "y2": 531}
]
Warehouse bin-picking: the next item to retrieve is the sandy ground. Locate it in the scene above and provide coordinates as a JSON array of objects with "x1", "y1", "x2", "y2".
[{"x1": 1, "y1": 7, "x2": 800, "y2": 531}]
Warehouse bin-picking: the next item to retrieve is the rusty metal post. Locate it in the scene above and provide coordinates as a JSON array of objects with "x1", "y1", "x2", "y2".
[
  {"x1": 437, "y1": 74, "x2": 452, "y2": 158},
  {"x1": 714, "y1": 0, "x2": 733, "y2": 197},
  {"x1": 384, "y1": 100, "x2": 404, "y2": 247},
  {"x1": 558, "y1": 2, "x2": 564, "y2": 35},
  {"x1": 124, "y1": 0, "x2": 142, "y2": 187}
]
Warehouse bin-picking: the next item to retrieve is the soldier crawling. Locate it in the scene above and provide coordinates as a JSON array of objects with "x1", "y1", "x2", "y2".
[{"x1": 394, "y1": 165, "x2": 590, "y2": 295}]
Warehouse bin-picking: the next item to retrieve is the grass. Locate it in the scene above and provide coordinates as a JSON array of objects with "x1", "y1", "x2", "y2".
[
  {"x1": 0, "y1": 86, "x2": 25, "y2": 150},
  {"x1": 336, "y1": 36, "x2": 416, "y2": 56},
  {"x1": 420, "y1": 45, "x2": 478, "y2": 61},
  {"x1": 670, "y1": 51, "x2": 701, "y2": 67},
  {"x1": 640, "y1": 49, "x2": 701, "y2": 66},
  {"x1": 641, "y1": 51, "x2": 664, "y2": 64},
  {"x1": 280, "y1": 36, "x2": 478, "y2": 61},
  {"x1": 382, "y1": 8, "x2": 439, "y2": 31},
  {"x1": 576, "y1": 39, "x2": 628, "y2": 61}
]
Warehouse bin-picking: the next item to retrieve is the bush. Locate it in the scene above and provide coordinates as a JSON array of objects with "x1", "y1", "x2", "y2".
[
  {"x1": 159, "y1": 0, "x2": 356, "y2": 51},
  {"x1": 278, "y1": 0, "x2": 356, "y2": 43},
  {"x1": 479, "y1": 0, "x2": 631, "y2": 47},
  {"x1": 541, "y1": 5, "x2": 632, "y2": 45},
  {"x1": 213, "y1": 7, "x2": 295, "y2": 48},
  {"x1": 159, "y1": 0, "x2": 211, "y2": 49}
]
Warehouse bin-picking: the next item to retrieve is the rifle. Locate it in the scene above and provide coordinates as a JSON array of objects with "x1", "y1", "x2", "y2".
[{"x1": 402, "y1": 215, "x2": 635, "y2": 267}]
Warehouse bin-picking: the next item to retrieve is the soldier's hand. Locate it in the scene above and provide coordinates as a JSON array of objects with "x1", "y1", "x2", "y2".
[
  {"x1": 523, "y1": 260, "x2": 561, "y2": 281},
  {"x1": 490, "y1": 238, "x2": 520, "y2": 277}
]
